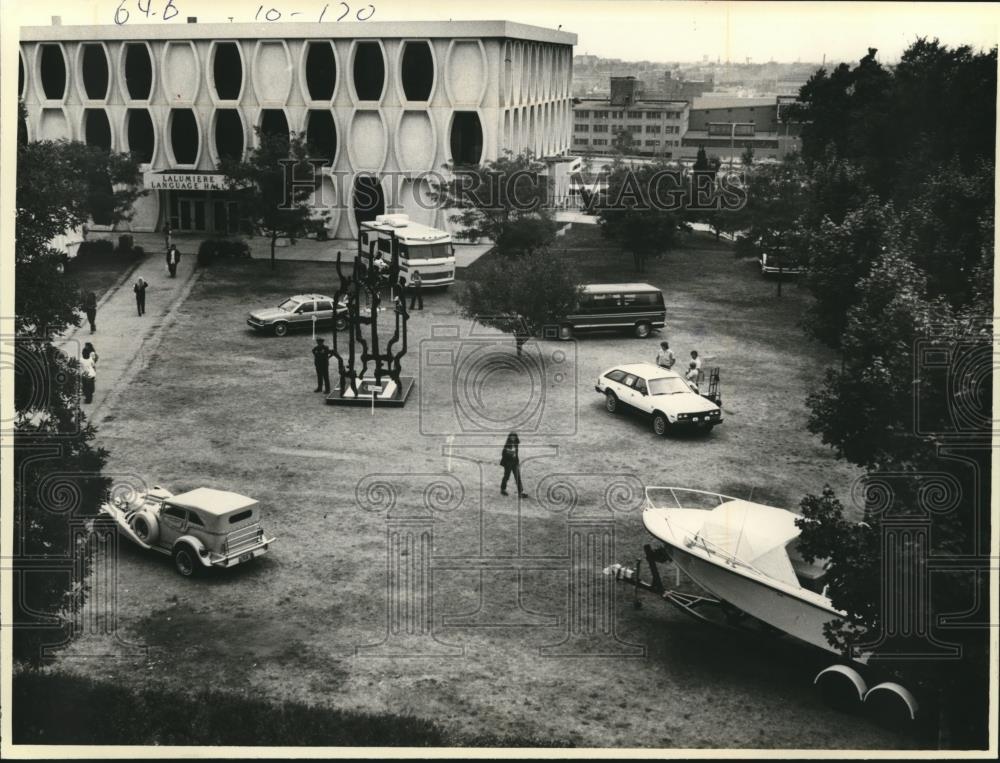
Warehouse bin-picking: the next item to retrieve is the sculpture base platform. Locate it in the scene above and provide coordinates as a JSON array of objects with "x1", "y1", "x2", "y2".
[{"x1": 325, "y1": 376, "x2": 414, "y2": 407}]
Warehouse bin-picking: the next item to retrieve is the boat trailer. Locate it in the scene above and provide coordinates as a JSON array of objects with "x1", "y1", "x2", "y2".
[{"x1": 605, "y1": 542, "x2": 778, "y2": 637}]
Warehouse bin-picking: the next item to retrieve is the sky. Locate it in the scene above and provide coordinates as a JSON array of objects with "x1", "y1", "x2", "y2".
[{"x1": 9, "y1": 0, "x2": 999, "y2": 64}]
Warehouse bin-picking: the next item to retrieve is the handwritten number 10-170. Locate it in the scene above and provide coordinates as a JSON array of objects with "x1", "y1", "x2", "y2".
[{"x1": 257, "y1": 4, "x2": 376, "y2": 22}]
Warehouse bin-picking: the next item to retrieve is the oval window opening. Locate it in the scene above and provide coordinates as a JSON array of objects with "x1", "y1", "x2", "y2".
[
  {"x1": 170, "y1": 109, "x2": 199, "y2": 164},
  {"x1": 353, "y1": 175, "x2": 385, "y2": 228},
  {"x1": 306, "y1": 110, "x2": 337, "y2": 164},
  {"x1": 40, "y1": 45, "x2": 66, "y2": 100},
  {"x1": 353, "y1": 42, "x2": 385, "y2": 101},
  {"x1": 124, "y1": 43, "x2": 153, "y2": 100},
  {"x1": 85, "y1": 109, "x2": 112, "y2": 151},
  {"x1": 259, "y1": 109, "x2": 289, "y2": 150},
  {"x1": 305, "y1": 42, "x2": 336, "y2": 100},
  {"x1": 215, "y1": 109, "x2": 244, "y2": 161},
  {"x1": 213, "y1": 42, "x2": 243, "y2": 100},
  {"x1": 19, "y1": 52, "x2": 25, "y2": 97},
  {"x1": 401, "y1": 42, "x2": 433, "y2": 101},
  {"x1": 127, "y1": 108, "x2": 155, "y2": 163},
  {"x1": 82, "y1": 44, "x2": 109, "y2": 100},
  {"x1": 450, "y1": 111, "x2": 483, "y2": 166}
]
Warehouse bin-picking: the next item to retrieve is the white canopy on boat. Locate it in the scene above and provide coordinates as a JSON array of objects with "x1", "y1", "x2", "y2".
[{"x1": 696, "y1": 500, "x2": 802, "y2": 587}]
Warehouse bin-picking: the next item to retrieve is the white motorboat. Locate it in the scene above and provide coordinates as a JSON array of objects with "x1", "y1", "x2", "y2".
[{"x1": 642, "y1": 486, "x2": 842, "y2": 655}]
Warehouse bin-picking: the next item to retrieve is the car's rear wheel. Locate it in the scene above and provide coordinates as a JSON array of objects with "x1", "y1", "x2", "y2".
[
  {"x1": 335, "y1": 316, "x2": 348, "y2": 331},
  {"x1": 273, "y1": 322, "x2": 288, "y2": 337},
  {"x1": 605, "y1": 391, "x2": 619, "y2": 413},
  {"x1": 559, "y1": 324, "x2": 573, "y2": 341},
  {"x1": 173, "y1": 545, "x2": 198, "y2": 577},
  {"x1": 635, "y1": 321, "x2": 652, "y2": 338},
  {"x1": 653, "y1": 412, "x2": 669, "y2": 436}
]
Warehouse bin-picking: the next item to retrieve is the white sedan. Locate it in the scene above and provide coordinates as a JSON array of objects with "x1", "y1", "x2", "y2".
[{"x1": 595, "y1": 362, "x2": 723, "y2": 436}]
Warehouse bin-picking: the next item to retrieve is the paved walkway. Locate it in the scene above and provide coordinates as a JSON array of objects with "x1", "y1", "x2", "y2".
[
  {"x1": 57, "y1": 251, "x2": 202, "y2": 427},
  {"x1": 127, "y1": 231, "x2": 496, "y2": 267}
]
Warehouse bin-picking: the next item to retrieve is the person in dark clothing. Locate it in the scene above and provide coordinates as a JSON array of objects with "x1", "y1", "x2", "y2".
[
  {"x1": 82, "y1": 290, "x2": 97, "y2": 333},
  {"x1": 408, "y1": 270, "x2": 423, "y2": 311},
  {"x1": 166, "y1": 245, "x2": 180, "y2": 277},
  {"x1": 500, "y1": 432, "x2": 528, "y2": 497},
  {"x1": 312, "y1": 337, "x2": 333, "y2": 393},
  {"x1": 133, "y1": 277, "x2": 148, "y2": 316}
]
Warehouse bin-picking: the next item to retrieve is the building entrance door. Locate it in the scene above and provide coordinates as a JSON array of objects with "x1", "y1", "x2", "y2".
[{"x1": 175, "y1": 197, "x2": 207, "y2": 231}]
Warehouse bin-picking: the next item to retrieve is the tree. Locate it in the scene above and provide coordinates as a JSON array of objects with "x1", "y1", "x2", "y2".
[
  {"x1": 458, "y1": 247, "x2": 582, "y2": 356},
  {"x1": 13, "y1": 108, "x2": 125, "y2": 666},
  {"x1": 597, "y1": 158, "x2": 688, "y2": 273},
  {"x1": 16, "y1": 102, "x2": 144, "y2": 338},
  {"x1": 435, "y1": 150, "x2": 557, "y2": 257},
  {"x1": 740, "y1": 145, "x2": 755, "y2": 167},
  {"x1": 220, "y1": 129, "x2": 326, "y2": 270}
]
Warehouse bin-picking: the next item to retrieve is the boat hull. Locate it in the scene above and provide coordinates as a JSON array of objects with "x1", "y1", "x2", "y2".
[{"x1": 666, "y1": 542, "x2": 841, "y2": 655}]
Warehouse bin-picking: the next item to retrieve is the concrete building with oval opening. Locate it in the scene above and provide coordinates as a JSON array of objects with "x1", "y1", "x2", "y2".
[{"x1": 19, "y1": 18, "x2": 576, "y2": 241}]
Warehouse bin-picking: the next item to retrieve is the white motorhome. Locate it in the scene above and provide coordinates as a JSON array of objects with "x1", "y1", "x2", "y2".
[{"x1": 359, "y1": 214, "x2": 455, "y2": 288}]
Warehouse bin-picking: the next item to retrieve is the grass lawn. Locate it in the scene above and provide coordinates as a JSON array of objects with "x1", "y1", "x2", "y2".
[
  {"x1": 36, "y1": 226, "x2": 913, "y2": 749},
  {"x1": 67, "y1": 251, "x2": 144, "y2": 302}
]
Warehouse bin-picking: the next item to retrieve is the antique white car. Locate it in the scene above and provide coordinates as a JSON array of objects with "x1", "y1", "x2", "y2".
[
  {"x1": 101, "y1": 486, "x2": 275, "y2": 577},
  {"x1": 595, "y1": 362, "x2": 723, "y2": 435}
]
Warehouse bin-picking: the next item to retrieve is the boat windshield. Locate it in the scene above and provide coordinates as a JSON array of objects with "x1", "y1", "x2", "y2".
[{"x1": 648, "y1": 377, "x2": 691, "y2": 395}]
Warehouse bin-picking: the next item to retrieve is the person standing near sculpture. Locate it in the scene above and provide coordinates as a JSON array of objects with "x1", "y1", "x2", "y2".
[
  {"x1": 408, "y1": 270, "x2": 424, "y2": 311},
  {"x1": 312, "y1": 337, "x2": 333, "y2": 394}
]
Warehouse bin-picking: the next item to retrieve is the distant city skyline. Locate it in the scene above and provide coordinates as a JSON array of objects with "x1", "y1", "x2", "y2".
[{"x1": 10, "y1": 0, "x2": 999, "y2": 65}]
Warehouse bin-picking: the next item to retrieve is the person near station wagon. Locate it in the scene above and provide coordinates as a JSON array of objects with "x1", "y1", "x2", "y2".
[
  {"x1": 312, "y1": 336, "x2": 333, "y2": 394},
  {"x1": 685, "y1": 361, "x2": 701, "y2": 393},
  {"x1": 656, "y1": 341, "x2": 675, "y2": 370},
  {"x1": 133, "y1": 277, "x2": 148, "y2": 316},
  {"x1": 500, "y1": 432, "x2": 528, "y2": 498},
  {"x1": 690, "y1": 349, "x2": 704, "y2": 387},
  {"x1": 166, "y1": 244, "x2": 181, "y2": 277},
  {"x1": 408, "y1": 269, "x2": 424, "y2": 311}
]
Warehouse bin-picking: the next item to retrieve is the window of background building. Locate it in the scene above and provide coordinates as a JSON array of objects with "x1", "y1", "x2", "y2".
[
  {"x1": 644, "y1": 125, "x2": 661, "y2": 133},
  {"x1": 734, "y1": 124, "x2": 755, "y2": 136},
  {"x1": 593, "y1": 111, "x2": 608, "y2": 119},
  {"x1": 610, "y1": 110, "x2": 623, "y2": 118},
  {"x1": 576, "y1": 110, "x2": 590, "y2": 118},
  {"x1": 400, "y1": 41, "x2": 434, "y2": 101},
  {"x1": 305, "y1": 42, "x2": 336, "y2": 100},
  {"x1": 628, "y1": 124, "x2": 642, "y2": 131},
  {"x1": 593, "y1": 124, "x2": 608, "y2": 132},
  {"x1": 123, "y1": 43, "x2": 152, "y2": 100},
  {"x1": 627, "y1": 110, "x2": 642, "y2": 118},
  {"x1": 592, "y1": 138, "x2": 608, "y2": 146},
  {"x1": 81, "y1": 44, "x2": 109, "y2": 100},
  {"x1": 577, "y1": 124, "x2": 590, "y2": 131},
  {"x1": 574, "y1": 137, "x2": 589, "y2": 144},
  {"x1": 645, "y1": 111, "x2": 660, "y2": 119}
]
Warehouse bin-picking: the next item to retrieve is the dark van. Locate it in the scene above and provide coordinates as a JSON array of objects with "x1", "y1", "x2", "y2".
[{"x1": 558, "y1": 283, "x2": 666, "y2": 339}]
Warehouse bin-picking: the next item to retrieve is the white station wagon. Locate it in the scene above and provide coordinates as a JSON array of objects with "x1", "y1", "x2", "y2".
[
  {"x1": 102, "y1": 486, "x2": 275, "y2": 577},
  {"x1": 595, "y1": 362, "x2": 723, "y2": 435}
]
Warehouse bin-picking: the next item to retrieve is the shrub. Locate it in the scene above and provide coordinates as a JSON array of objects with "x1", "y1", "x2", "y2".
[
  {"x1": 132, "y1": 245, "x2": 145, "y2": 257},
  {"x1": 197, "y1": 239, "x2": 219, "y2": 267},
  {"x1": 198, "y1": 238, "x2": 249, "y2": 266},
  {"x1": 117, "y1": 234, "x2": 134, "y2": 254},
  {"x1": 76, "y1": 239, "x2": 114, "y2": 259}
]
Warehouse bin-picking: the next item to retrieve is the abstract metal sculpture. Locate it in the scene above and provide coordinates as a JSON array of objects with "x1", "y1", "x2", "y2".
[{"x1": 326, "y1": 229, "x2": 414, "y2": 406}]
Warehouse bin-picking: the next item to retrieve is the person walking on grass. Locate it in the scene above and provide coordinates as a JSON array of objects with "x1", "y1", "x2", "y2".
[
  {"x1": 133, "y1": 277, "x2": 148, "y2": 316},
  {"x1": 82, "y1": 290, "x2": 97, "y2": 333},
  {"x1": 500, "y1": 432, "x2": 528, "y2": 498},
  {"x1": 166, "y1": 245, "x2": 180, "y2": 277},
  {"x1": 312, "y1": 337, "x2": 333, "y2": 394},
  {"x1": 80, "y1": 342, "x2": 98, "y2": 404},
  {"x1": 408, "y1": 270, "x2": 424, "y2": 311}
]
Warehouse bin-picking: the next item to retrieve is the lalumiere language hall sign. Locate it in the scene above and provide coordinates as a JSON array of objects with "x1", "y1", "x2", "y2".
[{"x1": 143, "y1": 172, "x2": 229, "y2": 191}]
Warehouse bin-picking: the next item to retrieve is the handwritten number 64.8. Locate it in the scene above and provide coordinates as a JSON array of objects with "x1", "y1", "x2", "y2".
[{"x1": 114, "y1": 0, "x2": 179, "y2": 24}]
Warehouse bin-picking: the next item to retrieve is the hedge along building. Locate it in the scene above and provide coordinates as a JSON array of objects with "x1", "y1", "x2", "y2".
[{"x1": 18, "y1": 18, "x2": 577, "y2": 241}]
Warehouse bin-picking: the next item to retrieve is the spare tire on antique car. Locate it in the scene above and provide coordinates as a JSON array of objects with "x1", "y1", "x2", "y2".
[{"x1": 131, "y1": 512, "x2": 160, "y2": 544}]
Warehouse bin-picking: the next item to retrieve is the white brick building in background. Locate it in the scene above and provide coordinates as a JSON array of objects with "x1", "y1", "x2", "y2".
[{"x1": 18, "y1": 19, "x2": 576, "y2": 240}]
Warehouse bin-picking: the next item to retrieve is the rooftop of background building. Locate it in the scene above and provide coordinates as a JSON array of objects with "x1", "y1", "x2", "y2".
[
  {"x1": 21, "y1": 18, "x2": 577, "y2": 45},
  {"x1": 692, "y1": 96, "x2": 779, "y2": 110}
]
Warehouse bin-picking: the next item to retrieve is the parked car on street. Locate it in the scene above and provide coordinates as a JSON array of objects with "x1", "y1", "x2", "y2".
[
  {"x1": 558, "y1": 283, "x2": 666, "y2": 339},
  {"x1": 595, "y1": 362, "x2": 723, "y2": 436},
  {"x1": 101, "y1": 486, "x2": 275, "y2": 577},
  {"x1": 247, "y1": 293, "x2": 347, "y2": 336},
  {"x1": 759, "y1": 251, "x2": 804, "y2": 276}
]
